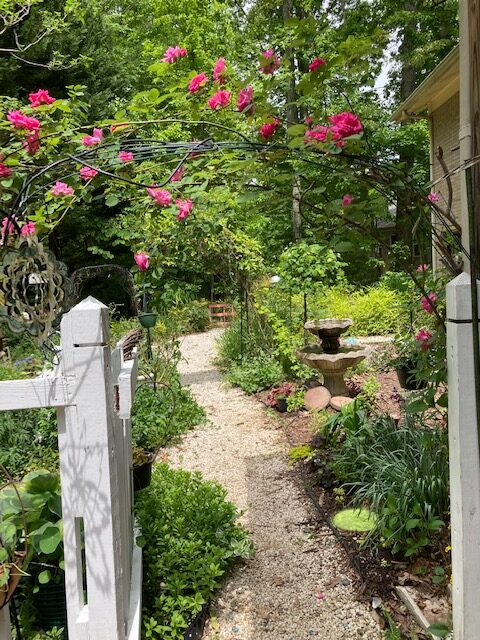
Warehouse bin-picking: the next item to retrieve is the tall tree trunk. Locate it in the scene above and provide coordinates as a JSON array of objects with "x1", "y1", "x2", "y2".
[
  {"x1": 282, "y1": 0, "x2": 302, "y2": 241},
  {"x1": 396, "y1": 2, "x2": 417, "y2": 261}
]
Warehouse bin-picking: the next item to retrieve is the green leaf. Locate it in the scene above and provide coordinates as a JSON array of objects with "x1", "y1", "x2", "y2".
[
  {"x1": 38, "y1": 570, "x2": 51, "y2": 584},
  {"x1": 405, "y1": 518, "x2": 421, "y2": 531},
  {"x1": 426, "y1": 622, "x2": 451, "y2": 638},
  {"x1": 23, "y1": 471, "x2": 59, "y2": 495},
  {"x1": 287, "y1": 124, "x2": 307, "y2": 137},
  {"x1": 405, "y1": 399, "x2": 429, "y2": 414},
  {"x1": 105, "y1": 194, "x2": 120, "y2": 207}
]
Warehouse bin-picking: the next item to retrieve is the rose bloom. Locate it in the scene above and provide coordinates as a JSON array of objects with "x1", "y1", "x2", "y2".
[
  {"x1": 328, "y1": 112, "x2": 363, "y2": 138},
  {"x1": 416, "y1": 263, "x2": 429, "y2": 272},
  {"x1": 309, "y1": 58, "x2": 326, "y2": 72},
  {"x1": 305, "y1": 115, "x2": 313, "y2": 126},
  {"x1": 421, "y1": 291, "x2": 438, "y2": 314},
  {"x1": 207, "y1": 89, "x2": 231, "y2": 110},
  {"x1": 237, "y1": 86, "x2": 254, "y2": 113},
  {"x1": 176, "y1": 198, "x2": 193, "y2": 221},
  {"x1": 170, "y1": 166, "x2": 185, "y2": 182},
  {"x1": 189, "y1": 73, "x2": 209, "y2": 94},
  {"x1": 51, "y1": 181, "x2": 74, "y2": 197},
  {"x1": 0, "y1": 164, "x2": 12, "y2": 178},
  {"x1": 118, "y1": 151, "x2": 134, "y2": 162},
  {"x1": 21, "y1": 221, "x2": 36, "y2": 236},
  {"x1": 28, "y1": 89, "x2": 55, "y2": 107},
  {"x1": 146, "y1": 187, "x2": 172, "y2": 206},
  {"x1": 305, "y1": 125, "x2": 329, "y2": 143},
  {"x1": 134, "y1": 252, "x2": 149, "y2": 271},
  {"x1": 23, "y1": 131, "x2": 40, "y2": 155},
  {"x1": 79, "y1": 166, "x2": 98, "y2": 180},
  {"x1": 259, "y1": 119, "x2": 280, "y2": 140},
  {"x1": 213, "y1": 58, "x2": 226, "y2": 82},
  {"x1": 82, "y1": 128, "x2": 103, "y2": 147},
  {"x1": 260, "y1": 48, "x2": 280, "y2": 74},
  {"x1": 342, "y1": 194, "x2": 353, "y2": 207},
  {"x1": 415, "y1": 328, "x2": 433, "y2": 350},
  {"x1": 7, "y1": 110, "x2": 41, "y2": 132},
  {"x1": 428, "y1": 191, "x2": 440, "y2": 203},
  {"x1": 161, "y1": 46, "x2": 187, "y2": 63},
  {"x1": 1, "y1": 216, "x2": 15, "y2": 238}
]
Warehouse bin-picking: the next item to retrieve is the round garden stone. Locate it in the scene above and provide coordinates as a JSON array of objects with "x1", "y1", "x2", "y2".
[
  {"x1": 304, "y1": 386, "x2": 331, "y2": 411},
  {"x1": 330, "y1": 396, "x2": 354, "y2": 411}
]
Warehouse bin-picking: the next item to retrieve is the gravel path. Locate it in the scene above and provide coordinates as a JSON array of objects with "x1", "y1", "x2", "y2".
[{"x1": 166, "y1": 328, "x2": 381, "y2": 640}]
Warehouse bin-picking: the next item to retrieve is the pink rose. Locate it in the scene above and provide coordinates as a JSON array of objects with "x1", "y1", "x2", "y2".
[
  {"x1": 28, "y1": 89, "x2": 55, "y2": 107},
  {"x1": 260, "y1": 48, "x2": 280, "y2": 74},
  {"x1": 23, "y1": 131, "x2": 40, "y2": 155},
  {"x1": 161, "y1": 46, "x2": 187, "y2": 63},
  {"x1": 147, "y1": 187, "x2": 172, "y2": 206},
  {"x1": 7, "y1": 110, "x2": 41, "y2": 132},
  {"x1": 342, "y1": 194, "x2": 353, "y2": 207},
  {"x1": 416, "y1": 263, "x2": 429, "y2": 272},
  {"x1": 305, "y1": 115, "x2": 313, "y2": 126},
  {"x1": 259, "y1": 118, "x2": 280, "y2": 140},
  {"x1": 328, "y1": 112, "x2": 363, "y2": 138},
  {"x1": 118, "y1": 151, "x2": 134, "y2": 162},
  {"x1": 428, "y1": 191, "x2": 440, "y2": 203},
  {"x1": 213, "y1": 58, "x2": 226, "y2": 82},
  {"x1": 79, "y1": 166, "x2": 98, "y2": 180},
  {"x1": 82, "y1": 128, "x2": 103, "y2": 147},
  {"x1": 421, "y1": 292, "x2": 438, "y2": 314},
  {"x1": 415, "y1": 328, "x2": 433, "y2": 350},
  {"x1": 305, "y1": 125, "x2": 330, "y2": 143},
  {"x1": 207, "y1": 89, "x2": 231, "y2": 110},
  {"x1": 51, "y1": 181, "x2": 74, "y2": 197},
  {"x1": 309, "y1": 58, "x2": 326, "y2": 72},
  {"x1": 134, "y1": 252, "x2": 149, "y2": 271},
  {"x1": 21, "y1": 221, "x2": 36, "y2": 236},
  {"x1": 237, "y1": 86, "x2": 254, "y2": 113},
  {"x1": 0, "y1": 164, "x2": 12, "y2": 178},
  {"x1": 170, "y1": 166, "x2": 185, "y2": 182},
  {"x1": 1, "y1": 216, "x2": 15, "y2": 240},
  {"x1": 189, "y1": 73, "x2": 209, "y2": 94},
  {"x1": 176, "y1": 198, "x2": 193, "y2": 221}
]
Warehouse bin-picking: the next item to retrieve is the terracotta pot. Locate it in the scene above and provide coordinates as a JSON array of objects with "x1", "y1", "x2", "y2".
[{"x1": 0, "y1": 552, "x2": 26, "y2": 609}]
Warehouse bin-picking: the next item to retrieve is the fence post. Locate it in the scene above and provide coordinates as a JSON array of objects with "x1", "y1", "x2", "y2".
[
  {"x1": 58, "y1": 297, "x2": 125, "y2": 640},
  {"x1": 0, "y1": 604, "x2": 12, "y2": 640},
  {"x1": 447, "y1": 272, "x2": 480, "y2": 639}
]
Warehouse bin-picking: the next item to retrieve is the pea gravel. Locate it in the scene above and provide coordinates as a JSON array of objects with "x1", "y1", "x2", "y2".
[{"x1": 164, "y1": 328, "x2": 381, "y2": 640}]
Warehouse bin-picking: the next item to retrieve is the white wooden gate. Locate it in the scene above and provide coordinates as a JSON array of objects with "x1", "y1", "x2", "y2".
[{"x1": 0, "y1": 297, "x2": 142, "y2": 640}]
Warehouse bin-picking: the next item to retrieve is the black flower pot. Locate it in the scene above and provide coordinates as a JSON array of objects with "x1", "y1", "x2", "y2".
[
  {"x1": 184, "y1": 603, "x2": 209, "y2": 640},
  {"x1": 276, "y1": 398, "x2": 288, "y2": 413},
  {"x1": 32, "y1": 573, "x2": 68, "y2": 635},
  {"x1": 396, "y1": 366, "x2": 427, "y2": 391},
  {"x1": 133, "y1": 460, "x2": 153, "y2": 491},
  {"x1": 138, "y1": 312, "x2": 158, "y2": 328}
]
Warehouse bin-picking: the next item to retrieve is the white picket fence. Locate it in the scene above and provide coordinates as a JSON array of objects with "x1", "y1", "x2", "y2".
[{"x1": 0, "y1": 297, "x2": 142, "y2": 640}]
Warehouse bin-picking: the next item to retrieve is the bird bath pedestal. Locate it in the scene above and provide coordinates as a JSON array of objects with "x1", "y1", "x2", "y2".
[{"x1": 296, "y1": 319, "x2": 369, "y2": 396}]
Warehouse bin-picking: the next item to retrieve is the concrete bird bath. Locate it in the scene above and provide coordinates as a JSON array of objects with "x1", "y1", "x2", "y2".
[{"x1": 296, "y1": 318, "x2": 369, "y2": 396}]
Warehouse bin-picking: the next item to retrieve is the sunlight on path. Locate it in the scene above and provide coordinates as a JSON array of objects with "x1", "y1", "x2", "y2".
[{"x1": 166, "y1": 328, "x2": 380, "y2": 640}]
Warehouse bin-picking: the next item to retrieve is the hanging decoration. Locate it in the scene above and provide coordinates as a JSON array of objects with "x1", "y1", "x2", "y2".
[{"x1": 0, "y1": 235, "x2": 70, "y2": 342}]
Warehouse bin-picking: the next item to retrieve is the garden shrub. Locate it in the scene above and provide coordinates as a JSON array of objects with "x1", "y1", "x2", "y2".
[
  {"x1": 132, "y1": 382, "x2": 205, "y2": 451},
  {"x1": 331, "y1": 412, "x2": 449, "y2": 556},
  {"x1": 0, "y1": 408, "x2": 58, "y2": 479},
  {"x1": 216, "y1": 312, "x2": 275, "y2": 370},
  {"x1": 225, "y1": 351, "x2": 283, "y2": 394},
  {"x1": 315, "y1": 285, "x2": 408, "y2": 336},
  {"x1": 136, "y1": 464, "x2": 252, "y2": 640}
]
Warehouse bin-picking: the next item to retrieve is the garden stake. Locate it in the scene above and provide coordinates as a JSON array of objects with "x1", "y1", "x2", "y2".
[{"x1": 466, "y1": 166, "x2": 480, "y2": 453}]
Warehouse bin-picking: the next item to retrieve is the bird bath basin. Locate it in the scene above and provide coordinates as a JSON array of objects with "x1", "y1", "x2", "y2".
[{"x1": 296, "y1": 318, "x2": 369, "y2": 396}]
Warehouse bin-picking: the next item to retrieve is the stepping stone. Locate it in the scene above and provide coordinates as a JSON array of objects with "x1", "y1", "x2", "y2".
[
  {"x1": 330, "y1": 396, "x2": 354, "y2": 411},
  {"x1": 304, "y1": 386, "x2": 331, "y2": 411}
]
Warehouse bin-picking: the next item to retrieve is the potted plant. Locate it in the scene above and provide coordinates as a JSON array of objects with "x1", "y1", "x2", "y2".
[
  {"x1": 265, "y1": 382, "x2": 295, "y2": 412},
  {"x1": 132, "y1": 446, "x2": 155, "y2": 492},
  {"x1": 389, "y1": 334, "x2": 426, "y2": 391},
  {"x1": 134, "y1": 252, "x2": 158, "y2": 329}
]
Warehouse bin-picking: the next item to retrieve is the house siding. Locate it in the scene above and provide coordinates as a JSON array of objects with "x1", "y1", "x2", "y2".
[{"x1": 431, "y1": 92, "x2": 461, "y2": 223}]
